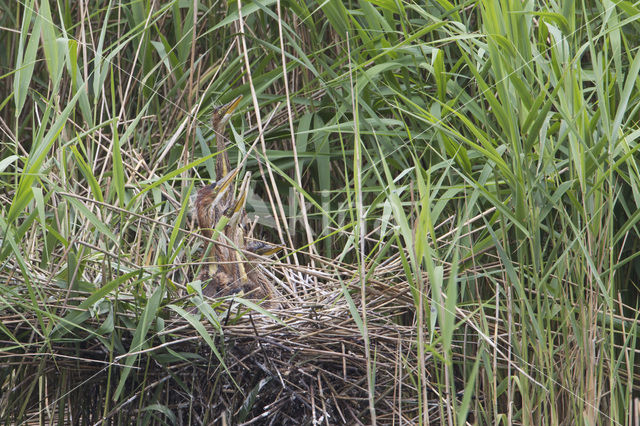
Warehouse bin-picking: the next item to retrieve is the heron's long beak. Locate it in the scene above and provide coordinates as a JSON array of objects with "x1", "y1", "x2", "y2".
[
  {"x1": 220, "y1": 95, "x2": 243, "y2": 123},
  {"x1": 211, "y1": 168, "x2": 240, "y2": 203},
  {"x1": 246, "y1": 241, "x2": 283, "y2": 257},
  {"x1": 227, "y1": 172, "x2": 251, "y2": 220}
]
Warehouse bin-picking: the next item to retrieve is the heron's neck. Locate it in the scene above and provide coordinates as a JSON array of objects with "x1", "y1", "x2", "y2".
[{"x1": 215, "y1": 129, "x2": 231, "y2": 179}]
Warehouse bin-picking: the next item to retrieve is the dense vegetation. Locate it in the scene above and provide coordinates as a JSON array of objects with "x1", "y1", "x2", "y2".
[{"x1": 2, "y1": 0, "x2": 640, "y2": 424}]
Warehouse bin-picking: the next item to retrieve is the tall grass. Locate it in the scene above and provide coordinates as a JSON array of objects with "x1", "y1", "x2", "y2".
[{"x1": 1, "y1": 0, "x2": 640, "y2": 424}]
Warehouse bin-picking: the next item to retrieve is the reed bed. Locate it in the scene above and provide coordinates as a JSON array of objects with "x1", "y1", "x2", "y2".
[{"x1": 3, "y1": 0, "x2": 640, "y2": 424}]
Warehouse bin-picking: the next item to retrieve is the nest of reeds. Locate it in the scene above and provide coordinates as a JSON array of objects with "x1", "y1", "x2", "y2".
[{"x1": 0, "y1": 254, "x2": 444, "y2": 425}]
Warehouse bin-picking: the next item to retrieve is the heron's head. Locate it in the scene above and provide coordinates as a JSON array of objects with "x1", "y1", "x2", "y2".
[
  {"x1": 195, "y1": 183, "x2": 218, "y2": 205},
  {"x1": 195, "y1": 168, "x2": 240, "y2": 206},
  {"x1": 211, "y1": 95, "x2": 243, "y2": 133}
]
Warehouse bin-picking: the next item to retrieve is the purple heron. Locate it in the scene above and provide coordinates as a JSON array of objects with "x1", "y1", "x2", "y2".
[{"x1": 194, "y1": 96, "x2": 279, "y2": 300}]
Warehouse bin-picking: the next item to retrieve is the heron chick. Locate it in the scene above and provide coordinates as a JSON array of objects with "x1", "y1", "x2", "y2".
[{"x1": 194, "y1": 95, "x2": 279, "y2": 301}]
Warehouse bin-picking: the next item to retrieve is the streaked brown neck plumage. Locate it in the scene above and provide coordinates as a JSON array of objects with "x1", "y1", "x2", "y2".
[
  {"x1": 214, "y1": 126, "x2": 231, "y2": 180},
  {"x1": 211, "y1": 95, "x2": 242, "y2": 180}
]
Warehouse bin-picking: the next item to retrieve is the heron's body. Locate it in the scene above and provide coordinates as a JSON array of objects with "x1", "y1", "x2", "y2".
[{"x1": 194, "y1": 96, "x2": 276, "y2": 300}]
